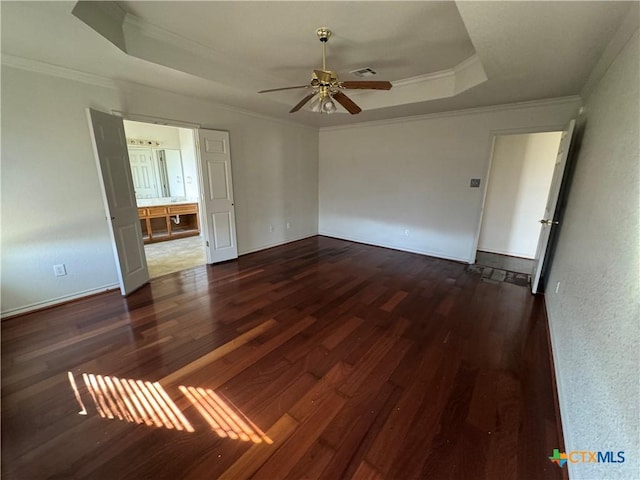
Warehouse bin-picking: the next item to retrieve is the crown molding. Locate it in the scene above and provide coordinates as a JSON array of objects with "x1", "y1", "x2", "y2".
[
  {"x1": 1, "y1": 54, "x2": 118, "y2": 90},
  {"x1": 3, "y1": 55, "x2": 578, "y2": 133},
  {"x1": 392, "y1": 54, "x2": 483, "y2": 87},
  {"x1": 116, "y1": 81, "x2": 319, "y2": 131},
  {"x1": 319, "y1": 95, "x2": 582, "y2": 132},
  {"x1": 347, "y1": 54, "x2": 486, "y2": 111},
  {"x1": 392, "y1": 68, "x2": 454, "y2": 87},
  {"x1": 453, "y1": 53, "x2": 482, "y2": 74},
  {"x1": 123, "y1": 14, "x2": 219, "y2": 61},
  {"x1": 1, "y1": 54, "x2": 316, "y2": 130}
]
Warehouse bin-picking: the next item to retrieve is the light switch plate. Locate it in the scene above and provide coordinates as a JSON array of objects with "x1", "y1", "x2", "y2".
[{"x1": 470, "y1": 179, "x2": 481, "y2": 188}]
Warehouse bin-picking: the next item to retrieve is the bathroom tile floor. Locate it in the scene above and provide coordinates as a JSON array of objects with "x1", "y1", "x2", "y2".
[{"x1": 144, "y1": 236, "x2": 206, "y2": 278}]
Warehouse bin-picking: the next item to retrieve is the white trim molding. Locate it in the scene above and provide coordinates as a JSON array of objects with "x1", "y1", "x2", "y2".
[
  {"x1": 348, "y1": 54, "x2": 488, "y2": 111},
  {"x1": 1, "y1": 54, "x2": 118, "y2": 90},
  {"x1": 1, "y1": 284, "x2": 120, "y2": 319},
  {"x1": 318, "y1": 231, "x2": 470, "y2": 264},
  {"x1": 238, "y1": 233, "x2": 318, "y2": 256},
  {"x1": 320, "y1": 95, "x2": 583, "y2": 132}
]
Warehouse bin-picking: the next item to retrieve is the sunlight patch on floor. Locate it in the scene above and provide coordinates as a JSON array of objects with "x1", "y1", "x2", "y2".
[{"x1": 67, "y1": 372, "x2": 271, "y2": 444}]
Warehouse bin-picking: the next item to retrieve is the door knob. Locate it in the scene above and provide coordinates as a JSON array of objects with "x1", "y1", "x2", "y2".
[{"x1": 539, "y1": 219, "x2": 559, "y2": 225}]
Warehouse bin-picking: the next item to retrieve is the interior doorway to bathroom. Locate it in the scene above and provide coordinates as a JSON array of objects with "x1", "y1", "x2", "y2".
[{"x1": 123, "y1": 120, "x2": 206, "y2": 278}]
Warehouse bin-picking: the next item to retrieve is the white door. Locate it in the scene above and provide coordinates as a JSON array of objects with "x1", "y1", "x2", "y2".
[
  {"x1": 128, "y1": 148, "x2": 158, "y2": 199},
  {"x1": 197, "y1": 129, "x2": 238, "y2": 263},
  {"x1": 531, "y1": 119, "x2": 576, "y2": 294},
  {"x1": 87, "y1": 108, "x2": 149, "y2": 295}
]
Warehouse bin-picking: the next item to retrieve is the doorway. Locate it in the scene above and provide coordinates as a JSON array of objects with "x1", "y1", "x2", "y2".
[
  {"x1": 89, "y1": 109, "x2": 239, "y2": 294},
  {"x1": 123, "y1": 120, "x2": 206, "y2": 278},
  {"x1": 476, "y1": 131, "x2": 563, "y2": 280}
]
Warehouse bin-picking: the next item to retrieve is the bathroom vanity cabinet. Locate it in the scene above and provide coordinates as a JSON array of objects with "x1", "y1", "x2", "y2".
[{"x1": 138, "y1": 202, "x2": 200, "y2": 244}]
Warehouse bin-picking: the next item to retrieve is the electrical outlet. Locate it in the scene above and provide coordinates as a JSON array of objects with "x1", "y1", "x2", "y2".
[
  {"x1": 53, "y1": 264, "x2": 67, "y2": 277},
  {"x1": 470, "y1": 178, "x2": 481, "y2": 188},
  {"x1": 403, "y1": 229, "x2": 410, "y2": 237},
  {"x1": 269, "y1": 224, "x2": 274, "y2": 233},
  {"x1": 286, "y1": 222, "x2": 291, "y2": 230}
]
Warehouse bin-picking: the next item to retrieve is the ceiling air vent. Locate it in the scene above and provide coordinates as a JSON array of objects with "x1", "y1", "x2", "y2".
[{"x1": 350, "y1": 67, "x2": 377, "y2": 77}]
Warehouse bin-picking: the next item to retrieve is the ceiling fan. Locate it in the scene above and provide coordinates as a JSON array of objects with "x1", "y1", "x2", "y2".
[{"x1": 258, "y1": 28, "x2": 392, "y2": 114}]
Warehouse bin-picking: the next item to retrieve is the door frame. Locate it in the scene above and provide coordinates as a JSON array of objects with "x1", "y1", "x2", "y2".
[
  {"x1": 470, "y1": 123, "x2": 567, "y2": 266},
  {"x1": 106, "y1": 110, "x2": 237, "y2": 273}
]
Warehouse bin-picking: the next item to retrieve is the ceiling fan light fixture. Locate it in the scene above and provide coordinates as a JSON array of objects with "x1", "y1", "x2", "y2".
[
  {"x1": 322, "y1": 96, "x2": 337, "y2": 114},
  {"x1": 259, "y1": 27, "x2": 392, "y2": 115},
  {"x1": 309, "y1": 94, "x2": 322, "y2": 112}
]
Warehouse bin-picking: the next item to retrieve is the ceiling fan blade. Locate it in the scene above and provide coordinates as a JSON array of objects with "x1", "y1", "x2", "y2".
[
  {"x1": 341, "y1": 80, "x2": 393, "y2": 90},
  {"x1": 314, "y1": 70, "x2": 332, "y2": 83},
  {"x1": 258, "y1": 85, "x2": 309, "y2": 93},
  {"x1": 289, "y1": 92, "x2": 317, "y2": 113},
  {"x1": 332, "y1": 91, "x2": 362, "y2": 114}
]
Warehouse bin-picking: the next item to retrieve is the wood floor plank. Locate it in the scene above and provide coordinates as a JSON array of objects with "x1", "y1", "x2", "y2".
[
  {"x1": 380, "y1": 290, "x2": 408, "y2": 312},
  {"x1": 417, "y1": 363, "x2": 479, "y2": 478},
  {"x1": 364, "y1": 343, "x2": 444, "y2": 475},
  {"x1": 321, "y1": 315, "x2": 365, "y2": 350},
  {"x1": 251, "y1": 390, "x2": 346, "y2": 479},
  {"x1": 351, "y1": 460, "x2": 385, "y2": 480},
  {"x1": 190, "y1": 316, "x2": 316, "y2": 391},
  {"x1": 283, "y1": 438, "x2": 335, "y2": 480},
  {"x1": 159, "y1": 318, "x2": 277, "y2": 385},
  {"x1": 288, "y1": 361, "x2": 353, "y2": 422},
  {"x1": 1, "y1": 236, "x2": 565, "y2": 480},
  {"x1": 338, "y1": 318, "x2": 409, "y2": 398},
  {"x1": 319, "y1": 381, "x2": 397, "y2": 479},
  {"x1": 215, "y1": 413, "x2": 299, "y2": 480}
]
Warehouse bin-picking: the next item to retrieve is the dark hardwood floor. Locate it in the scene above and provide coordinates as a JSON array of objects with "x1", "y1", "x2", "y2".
[{"x1": 2, "y1": 236, "x2": 564, "y2": 479}]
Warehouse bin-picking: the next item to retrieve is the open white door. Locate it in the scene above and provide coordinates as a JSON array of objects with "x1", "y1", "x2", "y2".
[
  {"x1": 531, "y1": 119, "x2": 576, "y2": 294},
  {"x1": 197, "y1": 129, "x2": 238, "y2": 263},
  {"x1": 87, "y1": 108, "x2": 149, "y2": 295}
]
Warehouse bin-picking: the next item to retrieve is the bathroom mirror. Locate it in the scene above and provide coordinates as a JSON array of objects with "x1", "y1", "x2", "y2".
[
  {"x1": 129, "y1": 147, "x2": 185, "y2": 199},
  {"x1": 157, "y1": 149, "x2": 186, "y2": 198}
]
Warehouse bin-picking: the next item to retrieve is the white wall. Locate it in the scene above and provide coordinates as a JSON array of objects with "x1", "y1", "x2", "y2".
[
  {"x1": 1, "y1": 66, "x2": 318, "y2": 317},
  {"x1": 1, "y1": 68, "x2": 122, "y2": 314},
  {"x1": 478, "y1": 131, "x2": 562, "y2": 258},
  {"x1": 319, "y1": 99, "x2": 580, "y2": 263},
  {"x1": 123, "y1": 120, "x2": 181, "y2": 149},
  {"x1": 545, "y1": 30, "x2": 639, "y2": 480}
]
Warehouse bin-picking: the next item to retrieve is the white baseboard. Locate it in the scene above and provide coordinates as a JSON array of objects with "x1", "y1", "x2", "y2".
[
  {"x1": 1, "y1": 283, "x2": 120, "y2": 319},
  {"x1": 238, "y1": 232, "x2": 318, "y2": 256},
  {"x1": 2, "y1": 234, "x2": 318, "y2": 318},
  {"x1": 477, "y1": 247, "x2": 535, "y2": 259},
  {"x1": 318, "y1": 231, "x2": 469, "y2": 263},
  {"x1": 543, "y1": 299, "x2": 574, "y2": 478}
]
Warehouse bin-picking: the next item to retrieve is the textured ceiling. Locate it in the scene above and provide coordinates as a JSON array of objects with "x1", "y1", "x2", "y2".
[{"x1": 1, "y1": 1, "x2": 634, "y2": 127}]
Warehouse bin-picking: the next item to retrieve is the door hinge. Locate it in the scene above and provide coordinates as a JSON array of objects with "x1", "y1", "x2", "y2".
[{"x1": 206, "y1": 241, "x2": 209, "y2": 247}]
